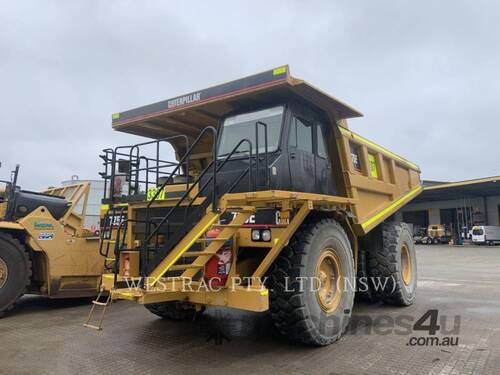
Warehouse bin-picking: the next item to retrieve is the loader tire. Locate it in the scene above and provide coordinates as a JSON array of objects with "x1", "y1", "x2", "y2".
[
  {"x1": 367, "y1": 222, "x2": 417, "y2": 306},
  {"x1": 0, "y1": 232, "x2": 31, "y2": 318},
  {"x1": 267, "y1": 217, "x2": 355, "y2": 346},
  {"x1": 145, "y1": 302, "x2": 201, "y2": 320}
]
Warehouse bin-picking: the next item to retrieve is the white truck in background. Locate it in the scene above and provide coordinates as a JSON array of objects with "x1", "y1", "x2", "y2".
[{"x1": 472, "y1": 226, "x2": 500, "y2": 245}]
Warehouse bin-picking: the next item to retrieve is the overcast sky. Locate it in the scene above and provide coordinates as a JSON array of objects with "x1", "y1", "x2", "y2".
[{"x1": 0, "y1": 1, "x2": 499, "y2": 190}]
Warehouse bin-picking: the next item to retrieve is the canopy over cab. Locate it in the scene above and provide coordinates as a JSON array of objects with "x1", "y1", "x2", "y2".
[{"x1": 111, "y1": 66, "x2": 362, "y2": 153}]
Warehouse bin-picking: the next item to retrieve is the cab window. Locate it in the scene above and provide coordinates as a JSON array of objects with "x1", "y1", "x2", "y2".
[
  {"x1": 289, "y1": 117, "x2": 313, "y2": 153},
  {"x1": 218, "y1": 106, "x2": 284, "y2": 156},
  {"x1": 317, "y1": 126, "x2": 327, "y2": 158}
]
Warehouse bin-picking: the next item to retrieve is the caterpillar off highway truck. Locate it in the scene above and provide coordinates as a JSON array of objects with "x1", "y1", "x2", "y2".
[
  {"x1": 86, "y1": 66, "x2": 422, "y2": 345},
  {"x1": 0, "y1": 165, "x2": 104, "y2": 317}
]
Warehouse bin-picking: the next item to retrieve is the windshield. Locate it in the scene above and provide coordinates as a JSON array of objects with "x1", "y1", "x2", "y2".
[
  {"x1": 218, "y1": 106, "x2": 284, "y2": 157},
  {"x1": 472, "y1": 228, "x2": 483, "y2": 235}
]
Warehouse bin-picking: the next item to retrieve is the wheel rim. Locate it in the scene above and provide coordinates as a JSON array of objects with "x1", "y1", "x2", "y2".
[
  {"x1": 0, "y1": 257, "x2": 8, "y2": 289},
  {"x1": 315, "y1": 249, "x2": 343, "y2": 313},
  {"x1": 401, "y1": 243, "x2": 412, "y2": 286}
]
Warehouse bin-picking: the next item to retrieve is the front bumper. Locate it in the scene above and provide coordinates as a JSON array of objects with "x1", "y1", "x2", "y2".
[{"x1": 101, "y1": 274, "x2": 269, "y2": 312}]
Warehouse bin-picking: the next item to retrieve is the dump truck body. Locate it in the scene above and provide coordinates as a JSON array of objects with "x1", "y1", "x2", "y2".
[
  {"x1": 0, "y1": 168, "x2": 104, "y2": 316},
  {"x1": 91, "y1": 66, "x2": 421, "y2": 343}
]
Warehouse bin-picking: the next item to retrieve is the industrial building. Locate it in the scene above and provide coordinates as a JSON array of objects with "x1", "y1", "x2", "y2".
[{"x1": 395, "y1": 176, "x2": 500, "y2": 239}]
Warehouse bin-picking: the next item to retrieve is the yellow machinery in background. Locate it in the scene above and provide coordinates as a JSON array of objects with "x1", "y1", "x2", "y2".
[{"x1": 0, "y1": 165, "x2": 103, "y2": 317}]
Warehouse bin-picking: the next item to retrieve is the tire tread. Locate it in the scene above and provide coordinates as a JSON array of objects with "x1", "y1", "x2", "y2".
[
  {"x1": 368, "y1": 222, "x2": 415, "y2": 306},
  {"x1": 268, "y1": 216, "x2": 353, "y2": 345},
  {"x1": 0, "y1": 232, "x2": 32, "y2": 317}
]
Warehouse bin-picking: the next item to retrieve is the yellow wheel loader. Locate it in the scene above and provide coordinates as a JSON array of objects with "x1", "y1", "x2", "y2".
[
  {"x1": 0, "y1": 165, "x2": 104, "y2": 317},
  {"x1": 87, "y1": 66, "x2": 422, "y2": 345}
]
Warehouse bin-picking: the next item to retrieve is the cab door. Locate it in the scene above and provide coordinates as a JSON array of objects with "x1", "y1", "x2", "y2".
[{"x1": 288, "y1": 116, "x2": 316, "y2": 193}]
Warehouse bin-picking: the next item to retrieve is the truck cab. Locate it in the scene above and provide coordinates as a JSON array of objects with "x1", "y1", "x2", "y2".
[{"x1": 210, "y1": 101, "x2": 336, "y2": 197}]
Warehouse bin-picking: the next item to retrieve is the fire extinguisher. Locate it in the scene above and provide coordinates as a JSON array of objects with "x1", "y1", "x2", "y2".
[{"x1": 204, "y1": 228, "x2": 233, "y2": 287}]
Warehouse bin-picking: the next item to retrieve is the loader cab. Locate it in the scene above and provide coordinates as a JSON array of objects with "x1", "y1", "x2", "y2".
[
  {"x1": 216, "y1": 101, "x2": 336, "y2": 195},
  {"x1": 0, "y1": 165, "x2": 69, "y2": 222}
]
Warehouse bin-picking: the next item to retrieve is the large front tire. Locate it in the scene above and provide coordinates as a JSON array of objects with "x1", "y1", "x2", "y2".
[
  {"x1": 367, "y1": 222, "x2": 417, "y2": 306},
  {"x1": 0, "y1": 232, "x2": 31, "y2": 317},
  {"x1": 268, "y1": 217, "x2": 355, "y2": 346}
]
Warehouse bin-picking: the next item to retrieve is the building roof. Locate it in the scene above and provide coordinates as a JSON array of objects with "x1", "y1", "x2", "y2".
[
  {"x1": 110, "y1": 65, "x2": 363, "y2": 140},
  {"x1": 422, "y1": 180, "x2": 449, "y2": 187},
  {"x1": 414, "y1": 176, "x2": 500, "y2": 202}
]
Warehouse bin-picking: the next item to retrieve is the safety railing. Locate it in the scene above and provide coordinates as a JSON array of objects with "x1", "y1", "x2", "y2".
[
  {"x1": 100, "y1": 135, "x2": 189, "y2": 201},
  {"x1": 141, "y1": 126, "x2": 218, "y2": 271},
  {"x1": 100, "y1": 120, "x2": 271, "y2": 281}
]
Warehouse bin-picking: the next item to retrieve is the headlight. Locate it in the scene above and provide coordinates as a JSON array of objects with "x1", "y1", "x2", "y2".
[
  {"x1": 251, "y1": 229, "x2": 261, "y2": 241},
  {"x1": 261, "y1": 229, "x2": 271, "y2": 242}
]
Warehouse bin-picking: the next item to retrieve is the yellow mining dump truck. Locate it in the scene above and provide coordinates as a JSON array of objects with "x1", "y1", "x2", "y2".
[
  {"x1": 87, "y1": 66, "x2": 422, "y2": 345},
  {"x1": 0, "y1": 165, "x2": 104, "y2": 316}
]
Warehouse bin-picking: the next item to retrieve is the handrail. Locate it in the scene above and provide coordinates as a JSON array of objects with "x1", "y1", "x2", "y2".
[
  {"x1": 145, "y1": 127, "x2": 216, "y2": 208},
  {"x1": 100, "y1": 122, "x2": 275, "y2": 282},
  {"x1": 127, "y1": 135, "x2": 189, "y2": 195},
  {"x1": 144, "y1": 135, "x2": 256, "y2": 244},
  {"x1": 142, "y1": 126, "x2": 218, "y2": 247},
  {"x1": 98, "y1": 205, "x2": 127, "y2": 258},
  {"x1": 100, "y1": 149, "x2": 114, "y2": 200},
  {"x1": 255, "y1": 121, "x2": 270, "y2": 190},
  {"x1": 185, "y1": 138, "x2": 253, "y2": 214},
  {"x1": 100, "y1": 135, "x2": 189, "y2": 201},
  {"x1": 137, "y1": 156, "x2": 149, "y2": 195},
  {"x1": 139, "y1": 137, "x2": 254, "y2": 279}
]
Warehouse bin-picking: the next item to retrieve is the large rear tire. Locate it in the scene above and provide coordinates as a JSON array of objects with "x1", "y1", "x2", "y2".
[
  {"x1": 367, "y1": 222, "x2": 417, "y2": 306},
  {"x1": 355, "y1": 245, "x2": 378, "y2": 303},
  {"x1": 145, "y1": 302, "x2": 202, "y2": 320},
  {"x1": 0, "y1": 232, "x2": 31, "y2": 317},
  {"x1": 267, "y1": 217, "x2": 355, "y2": 346}
]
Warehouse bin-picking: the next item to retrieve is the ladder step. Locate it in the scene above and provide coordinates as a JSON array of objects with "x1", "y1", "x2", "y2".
[
  {"x1": 169, "y1": 264, "x2": 204, "y2": 271},
  {"x1": 195, "y1": 237, "x2": 232, "y2": 243},
  {"x1": 83, "y1": 323, "x2": 102, "y2": 331},
  {"x1": 84, "y1": 292, "x2": 112, "y2": 331},
  {"x1": 181, "y1": 251, "x2": 216, "y2": 257}
]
